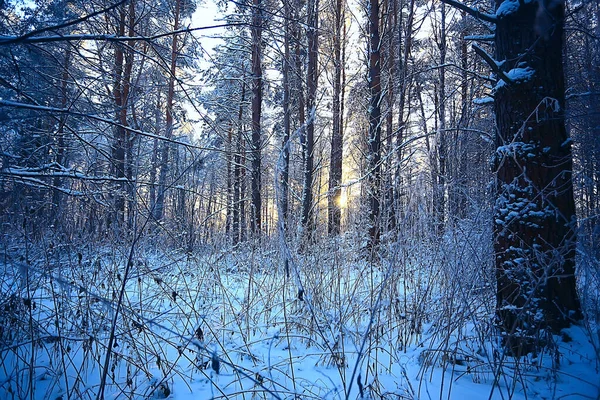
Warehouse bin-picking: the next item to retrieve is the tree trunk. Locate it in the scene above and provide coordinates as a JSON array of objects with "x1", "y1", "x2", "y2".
[
  {"x1": 111, "y1": 3, "x2": 128, "y2": 231},
  {"x1": 155, "y1": 0, "x2": 181, "y2": 223},
  {"x1": 226, "y1": 123, "x2": 233, "y2": 238},
  {"x1": 383, "y1": 0, "x2": 397, "y2": 234},
  {"x1": 281, "y1": 0, "x2": 291, "y2": 256},
  {"x1": 233, "y1": 76, "x2": 246, "y2": 245},
  {"x1": 123, "y1": 0, "x2": 136, "y2": 231},
  {"x1": 302, "y1": 0, "x2": 318, "y2": 239},
  {"x1": 51, "y1": 46, "x2": 71, "y2": 224},
  {"x1": 395, "y1": 0, "x2": 415, "y2": 225},
  {"x1": 328, "y1": 0, "x2": 344, "y2": 236},
  {"x1": 250, "y1": 0, "x2": 263, "y2": 236},
  {"x1": 448, "y1": 12, "x2": 469, "y2": 221},
  {"x1": 493, "y1": 0, "x2": 582, "y2": 355},
  {"x1": 367, "y1": 0, "x2": 382, "y2": 248},
  {"x1": 149, "y1": 93, "x2": 161, "y2": 215},
  {"x1": 433, "y1": 2, "x2": 447, "y2": 236}
]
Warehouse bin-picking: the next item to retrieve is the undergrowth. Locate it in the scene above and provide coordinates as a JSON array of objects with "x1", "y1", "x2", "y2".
[{"x1": 0, "y1": 221, "x2": 598, "y2": 399}]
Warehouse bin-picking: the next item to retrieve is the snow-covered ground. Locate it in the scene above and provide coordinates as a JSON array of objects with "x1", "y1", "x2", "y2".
[{"x1": 1, "y1": 240, "x2": 598, "y2": 399}]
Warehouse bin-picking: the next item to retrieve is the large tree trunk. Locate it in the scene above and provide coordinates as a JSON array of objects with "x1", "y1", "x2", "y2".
[
  {"x1": 493, "y1": 0, "x2": 582, "y2": 355},
  {"x1": 327, "y1": 0, "x2": 344, "y2": 236},
  {"x1": 367, "y1": 0, "x2": 382, "y2": 248},
  {"x1": 250, "y1": 0, "x2": 263, "y2": 236}
]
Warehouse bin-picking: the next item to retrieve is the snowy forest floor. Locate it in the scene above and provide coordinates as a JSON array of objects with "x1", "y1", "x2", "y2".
[{"x1": 0, "y1": 231, "x2": 599, "y2": 399}]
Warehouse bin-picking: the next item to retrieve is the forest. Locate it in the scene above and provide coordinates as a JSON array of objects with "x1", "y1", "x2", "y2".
[{"x1": 0, "y1": 0, "x2": 599, "y2": 398}]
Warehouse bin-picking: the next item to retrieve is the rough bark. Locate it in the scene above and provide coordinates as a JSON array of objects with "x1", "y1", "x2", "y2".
[{"x1": 493, "y1": 0, "x2": 582, "y2": 355}]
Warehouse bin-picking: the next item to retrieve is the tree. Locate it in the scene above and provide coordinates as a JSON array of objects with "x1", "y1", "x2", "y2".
[
  {"x1": 327, "y1": 0, "x2": 345, "y2": 236},
  {"x1": 155, "y1": 0, "x2": 183, "y2": 223},
  {"x1": 109, "y1": 0, "x2": 136, "y2": 232},
  {"x1": 280, "y1": 0, "x2": 293, "y2": 240},
  {"x1": 492, "y1": 0, "x2": 582, "y2": 354},
  {"x1": 301, "y1": 0, "x2": 319, "y2": 239},
  {"x1": 367, "y1": 0, "x2": 382, "y2": 247},
  {"x1": 441, "y1": 0, "x2": 583, "y2": 355},
  {"x1": 250, "y1": 0, "x2": 263, "y2": 235},
  {"x1": 432, "y1": 1, "x2": 447, "y2": 236}
]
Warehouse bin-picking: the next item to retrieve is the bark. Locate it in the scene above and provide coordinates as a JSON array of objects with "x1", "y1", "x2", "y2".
[
  {"x1": 233, "y1": 76, "x2": 246, "y2": 244},
  {"x1": 448, "y1": 12, "x2": 469, "y2": 221},
  {"x1": 51, "y1": 46, "x2": 71, "y2": 223},
  {"x1": 367, "y1": 0, "x2": 382, "y2": 247},
  {"x1": 155, "y1": 0, "x2": 181, "y2": 223},
  {"x1": 124, "y1": 0, "x2": 136, "y2": 230},
  {"x1": 395, "y1": 0, "x2": 415, "y2": 222},
  {"x1": 493, "y1": 0, "x2": 582, "y2": 355},
  {"x1": 433, "y1": 2, "x2": 447, "y2": 236},
  {"x1": 226, "y1": 124, "x2": 233, "y2": 238},
  {"x1": 328, "y1": 0, "x2": 344, "y2": 236},
  {"x1": 149, "y1": 93, "x2": 161, "y2": 214},
  {"x1": 281, "y1": 0, "x2": 291, "y2": 239},
  {"x1": 250, "y1": 0, "x2": 263, "y2": 236},
  {"x1": 110, "y1": 1, "x2": 134, "y2": 231},
  {"x1": 294, "y1": 0, "x2": 306, "y2": 172},
  {"x1": 383, "y1": 0, "x2": 397, "y2": 234},
  {"x1": 302, "y1": 0, "x2": 318, "y2": 239}
]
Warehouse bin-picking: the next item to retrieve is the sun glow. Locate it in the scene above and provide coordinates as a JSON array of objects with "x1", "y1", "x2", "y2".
[{"x1": 338, "y1": 189, "x2": 348, "y2": 209}]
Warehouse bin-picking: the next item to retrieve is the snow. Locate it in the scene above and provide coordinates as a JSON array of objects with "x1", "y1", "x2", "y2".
[
  {"x1": 495, "y1": 0, "x2": 523, "y2": 18},
  {"x1": 0, "y1": 244, "x2": 598, "y2": 399},
  {"x1": 494, "y1": 66, "x2": 535, "y2": 91},
  {"x1": 506, "y1": 67, "x2": 535, "y2": 82},
  {"x1": 473, "y1": 96, "x2": 494, "y2": 105}
]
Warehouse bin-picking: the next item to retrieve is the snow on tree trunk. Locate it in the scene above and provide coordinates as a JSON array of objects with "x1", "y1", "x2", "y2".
[{"x1": 493, "y1": 0, "x2": 582, "y2": 355}]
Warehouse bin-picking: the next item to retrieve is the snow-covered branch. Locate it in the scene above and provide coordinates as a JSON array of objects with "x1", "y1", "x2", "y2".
[{"x1": 439, "y1": 0, "x2": 497, "y2": 23}]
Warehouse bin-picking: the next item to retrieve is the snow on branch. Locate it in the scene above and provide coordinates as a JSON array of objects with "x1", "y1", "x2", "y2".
[
  {"x1": 440, "y1": 0, "x2": 497, "y2": 23},
  {"x1": 471, "y1": 44, "x2": 514, "y2": 86},
  {"x1": 464, "y1": 34, "x2": 495, "y2": 42},
  {"x1": 0, "y1": 0, "x2": 129, "y2": 46},
  {"x1": 0, "y1": 100, "x2": 221, "y2": 153},
  {"x1": 0, "y1": 24, "x2": 246, "y2": 46}
]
